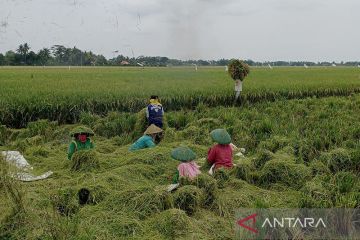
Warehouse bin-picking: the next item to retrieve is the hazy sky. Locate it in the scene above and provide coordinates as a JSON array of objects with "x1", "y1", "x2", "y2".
[{"x1": 0, "y1": 0, "x2": 359, "y2": 61}]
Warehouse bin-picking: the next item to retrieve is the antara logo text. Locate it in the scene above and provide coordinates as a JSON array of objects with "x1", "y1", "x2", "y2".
[{"x1": 237, "y1": 213, "x2": 326, "y2": 234}]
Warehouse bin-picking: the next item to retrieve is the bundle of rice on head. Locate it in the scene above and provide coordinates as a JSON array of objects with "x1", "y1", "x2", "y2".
[
  {"x1": 228, "y1": 59, "x2": 250, "y2": 101},
  {"x1": 227, "y1": 59, "x2": 250, "y2": 81}
]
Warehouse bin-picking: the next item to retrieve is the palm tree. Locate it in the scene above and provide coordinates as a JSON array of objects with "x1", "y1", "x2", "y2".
[{"x1": 16, "y1": 43, "x2": 30, "y2": 65}]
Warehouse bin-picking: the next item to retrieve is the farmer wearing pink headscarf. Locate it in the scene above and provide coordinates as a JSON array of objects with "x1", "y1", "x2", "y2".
[{"x1": 171, "y1": 146, "x2": 201, "y2": 183}]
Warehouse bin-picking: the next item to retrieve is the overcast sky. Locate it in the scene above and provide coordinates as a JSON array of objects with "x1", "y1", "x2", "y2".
[{"x1": 0, "y1": 0, "x2": 359, "y2": 61}]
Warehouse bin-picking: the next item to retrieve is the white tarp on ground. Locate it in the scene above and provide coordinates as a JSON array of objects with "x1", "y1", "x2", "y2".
[
  {"x1": 2, "y1": 151, "x2": 33, "y2": 170},
  {"x1": 1, "y1": 151, "x2": 53, "y2": 182},
  {"x1": 12, "y1": 171, "x2": 53, "y2": 182}
]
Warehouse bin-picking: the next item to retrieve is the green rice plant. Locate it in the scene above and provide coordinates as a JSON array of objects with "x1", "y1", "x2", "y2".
[
  {"x1": 173, "y1": 185, "x2": 204, "y2": 215},
  {"x1": 71, "y1": 150, "x2": 100, "y2": 172},
  {"x1": 25, "y1": 119, "x2": 57, "y2": 141},
  {"x1": 2, "y1": 67, "x2": 360, "y2": 128},
  {"x1": 79, "y1": 111, "x2": 100, "y2": 128}
]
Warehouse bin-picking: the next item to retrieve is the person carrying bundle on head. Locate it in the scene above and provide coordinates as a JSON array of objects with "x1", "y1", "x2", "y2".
[
  {"x1": 171, "y1": 146, "x2": 201, "y2": 184},
  {"x1": 207, "y1": 129, "x2": 234, "y2": 173},
  {"x1": 68, "y1": 126, "x2": 95, "y2": 160},
  {"x1": 129, "y1": 124, "x2": 163, "y2": 151},
  {"x1": 146, "y1": 95, "x2": 164, "y2": 129}
]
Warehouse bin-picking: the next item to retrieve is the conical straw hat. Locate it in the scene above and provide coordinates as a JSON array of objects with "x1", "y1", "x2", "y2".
[
  {"x1": 144, "y1": 124, "x2": 163, "y2": 135},
  {"x1": 210, "y1": 129, "x2": 231, "y2": 145},
  {"x1": 70, "y1": 126, "x2": 95, "y2": 137},
  {"x1": 171, "y1": 146, "x2": 196, "y2": 162}
]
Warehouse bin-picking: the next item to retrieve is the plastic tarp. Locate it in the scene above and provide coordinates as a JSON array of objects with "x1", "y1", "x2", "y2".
[
  {"x1": 2, "y1": 151, "x2": 33, "y2": 170},
  {"x1": 1, "y1": 151, "x2": 53, "y2": 182}
]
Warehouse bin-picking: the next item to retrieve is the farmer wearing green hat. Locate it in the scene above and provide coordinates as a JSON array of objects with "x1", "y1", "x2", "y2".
[
  {"x1": 207, "y1": 129, "x2": 233, "y2": 170},
  {"x1": 171, "y1": 146, "x2": 201, "y2": 184},
  {"x1": 129, "y1": 124, "x2": 163, "y2": 151},
  {"x1": 68, "y1": 126, "x2": 95, "y2": 160}
]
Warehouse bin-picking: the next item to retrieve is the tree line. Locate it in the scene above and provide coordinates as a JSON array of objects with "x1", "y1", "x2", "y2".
[{"x1": 0, "y1": 43, "x2": 359, "y2": 67}]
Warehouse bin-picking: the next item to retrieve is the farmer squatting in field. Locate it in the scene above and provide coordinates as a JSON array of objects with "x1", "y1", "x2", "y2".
[
  {"x1": 68, "y1": 126, "x2": 95, "y2": 160},
  {"x1": 171, "y1": 146, "x2": 201, "y2": 184},
  {"x1": 129, "y1": 124, "x2": 164, "y2": 151},
  {"x1": 207, "y1": 129, "x2": 234, "y2": 171}
]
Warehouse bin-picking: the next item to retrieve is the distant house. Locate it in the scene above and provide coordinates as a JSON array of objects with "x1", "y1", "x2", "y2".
[{"x1": 120, "y1": 60, "x2": 130, "y2": 65}]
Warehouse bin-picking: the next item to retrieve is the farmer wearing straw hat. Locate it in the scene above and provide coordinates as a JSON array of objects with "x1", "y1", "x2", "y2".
[
  {"x1": 68, "y1": 126, "x2": 95, "y2": 160},
  {"x1": 207, "y1": 129, "x2": 233, "y2": 170},
  {"x1": 129, "y1": 124, "x2": 163, "y2": 151},
  {"x1": 171, "y1": 146, "x2": 201, "y2": 184},
  {"x1": 146, "y1": 95, "x2": 164, "y2": 128}
]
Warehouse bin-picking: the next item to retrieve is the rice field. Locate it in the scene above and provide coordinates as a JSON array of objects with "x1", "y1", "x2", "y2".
[
  {"x1": 1, "y1": 94, "x2": 360, "y2": 239},
  {"x1": 1, "y1": 66, "x2": 360, "y2": 239},
  {"x1": 1, "y1": 66, "x2": 360, "y2": 127}
]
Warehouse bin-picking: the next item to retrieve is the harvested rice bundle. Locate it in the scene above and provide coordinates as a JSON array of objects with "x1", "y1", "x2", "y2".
[
  {"x1": 259, "y1": 160, "x2": 312, "y2": 189},
  {"x1": 179, "y1": 174, "x2": 218, "y2": 206},
  {"x1": 213, "y1": 168, "x2": 231, "y2": 189},
  {"x1": 150, "y1": 208, "x2": 193, "y2": 239},
  {"x1": 228, "y1": 59, "x2": 250, "y2": 101},
  {"x1": 71, "y1": 150, "x2": 99, "y2": 172},
  {"x1": 173, "y1": 185, "x2": 203, "y2": 215},
  {"x1": 227, "y1": 59, "x2": 250, "y2": 81},
  {"x1": 121, "y1": 187, "x2": 173, "y2": 219}
]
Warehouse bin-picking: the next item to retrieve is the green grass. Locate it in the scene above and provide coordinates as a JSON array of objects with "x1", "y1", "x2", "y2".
[
  {"x1": 1, "y1": 94, "x2": 359, "y2": 239},
  {"x1": 1, "y1": 66, "x2": 360, "y2": 127}
]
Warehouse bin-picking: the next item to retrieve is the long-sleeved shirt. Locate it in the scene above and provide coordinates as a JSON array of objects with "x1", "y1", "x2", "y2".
[
  {"x1": 207, "y1": 144, "x2": 233, "y2": 169},
  {"x1": 129, "y1": 135, "x2": 156, "y2": 151},
  {"x1": 68, "y1": 139, "x2": 94, "y2": 160}
]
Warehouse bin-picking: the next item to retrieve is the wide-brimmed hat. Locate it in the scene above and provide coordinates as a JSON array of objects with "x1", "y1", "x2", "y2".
[
  {"x1": 210, "y1": 129, "x2": 231, "y2": 144},
  {"x1": 171, "y1": 146, "x2": 196, "y2": 162},
  {"x1": 144, "y1": 124, "x2": 163, "y2": 135},
  {"x1": 70, "y1": 126, "x2": 94, "y2": 137}
]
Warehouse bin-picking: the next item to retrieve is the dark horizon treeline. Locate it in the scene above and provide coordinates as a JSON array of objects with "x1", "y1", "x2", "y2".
[{"x1": 0, "y1": 43, "x2": 359, "y2": 67}]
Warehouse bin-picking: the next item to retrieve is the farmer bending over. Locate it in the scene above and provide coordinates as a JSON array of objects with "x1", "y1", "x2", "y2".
[
  {"x1": 68, "y1": 126, "x2": 95, "y2": 160},
  {"x1": 171, "y1": 146, "x2": 201, "y2": 184},
  {"x1": 129, "y1": 124, "x2": 163, "y2": 151},
  {"x1": 146, "y1": 95, "x2": 164, "y2": 128},
  {"x1": 207, "y1": 129, "x2": 234, "y2": 170}
]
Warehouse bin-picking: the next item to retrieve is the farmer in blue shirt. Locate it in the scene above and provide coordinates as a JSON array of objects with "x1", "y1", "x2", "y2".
[
  {"x1": 146, "y1": 95, "x2": 164, "y2": 128},
  {"x1": 129, "y1": 124, "x2": 163, "y2": 151}
]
